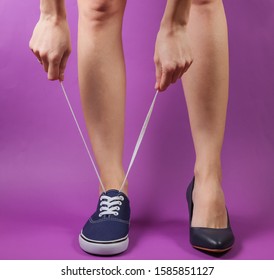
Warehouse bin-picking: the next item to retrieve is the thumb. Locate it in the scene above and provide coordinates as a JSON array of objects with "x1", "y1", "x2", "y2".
[
  {"x1": 155, "y1": 60, "x2": 162, "y2": 90},
  {"x1": 59, "y1": 51, "x2": 70, "y2": 81}
]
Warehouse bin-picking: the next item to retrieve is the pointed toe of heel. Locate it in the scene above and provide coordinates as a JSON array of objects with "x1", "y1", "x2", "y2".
[{"x1": 190, "y1": 227, "x2": 234, "y2": 252}]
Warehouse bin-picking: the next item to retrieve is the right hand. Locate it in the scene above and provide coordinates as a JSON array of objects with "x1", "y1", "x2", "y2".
[
  {"x1": 154, "y1": 26, "x2": 193, "y2": 92},
  {"x1": 29, "y1": 15, "x2": 71, "y2": 81}
]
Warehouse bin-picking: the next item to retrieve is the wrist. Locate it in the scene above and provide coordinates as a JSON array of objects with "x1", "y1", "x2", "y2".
[
  {"x1": 160, "y1": 0, "x2": 191, "y2": 32},
  {"x1": 159, "y1": 20, "x2": 187, "y2": 35},
  {"x1": 40, "y1": 0, "x2": 66, "y2": 22},
  {"x1": 40, "y1": 13, "x2": 67, "y2": 24},
  {"x1": 160, "y1": 17, "x2": 188, "y2": 29}
]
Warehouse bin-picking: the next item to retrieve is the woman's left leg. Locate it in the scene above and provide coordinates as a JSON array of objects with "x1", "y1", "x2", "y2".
[{"x1": 182, "y1": 0, "x2": 229, "y2": 228}]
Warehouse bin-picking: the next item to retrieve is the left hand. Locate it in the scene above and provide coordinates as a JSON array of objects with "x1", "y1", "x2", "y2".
[
  {"x1": 154, "y1": 27, "x2": 193, "y2": 91},
  {"x1": 29, "y1": 16, "x2": 71, "y2": 81}
]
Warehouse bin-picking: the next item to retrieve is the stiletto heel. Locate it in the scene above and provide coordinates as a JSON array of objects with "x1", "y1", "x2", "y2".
[{"x1": 186, "y1": 177, "x2": 235, "y2": 253}]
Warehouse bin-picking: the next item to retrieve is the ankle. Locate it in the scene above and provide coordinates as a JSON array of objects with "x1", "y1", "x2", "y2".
[
  {"x1": 193, "y1": 162, "x2": 225, "y2": 206},
  {"x1": 98, "y1": 167, "x2": 127, "y2": 191},
  {"x1": 194, "y1": 162, "x2": 222, "y2": 185},
  {"x1": 99, "y1": 181, "x2": 128, "y2": 195}
]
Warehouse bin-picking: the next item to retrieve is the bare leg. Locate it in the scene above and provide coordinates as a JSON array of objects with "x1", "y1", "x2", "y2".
[
  {"x1": 77, "y1": 0, "x2": 127, "y2": 194},
  {"x1": 183, "y1": 0, "x2": 229, "y2": 228}
]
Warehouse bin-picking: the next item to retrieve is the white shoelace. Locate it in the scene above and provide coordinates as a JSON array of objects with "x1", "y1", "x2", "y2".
[
  {"x1": 99, "y1": 195, "x2": 124, "y2": 217},
  {"x1": 60, "y1": 82, "x2": 158, "y2": 194}
]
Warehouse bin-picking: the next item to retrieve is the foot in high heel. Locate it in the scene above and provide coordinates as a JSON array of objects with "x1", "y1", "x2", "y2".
[{"x1": 186, "y1": 177, "x2": 235, "y2": 253}]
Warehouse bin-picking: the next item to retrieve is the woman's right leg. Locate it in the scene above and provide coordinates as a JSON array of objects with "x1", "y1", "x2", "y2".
[
  {"x1": 77, "y1": 0, "x2": 130, "y2": 256},
  {"x1": 77, "y1": 0, "x2": 127, "y2": 194}
]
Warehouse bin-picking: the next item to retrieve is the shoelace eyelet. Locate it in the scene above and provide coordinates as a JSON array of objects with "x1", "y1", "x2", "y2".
[{"x1": 98, "y1": 195, "x2": 124, "y2": 217}]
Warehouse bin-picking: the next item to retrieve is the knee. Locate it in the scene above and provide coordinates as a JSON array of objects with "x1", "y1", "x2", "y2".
[
  {"x1": 191, "y1": 0, "x2": 223, "y2": 15},
  {"x1": 191, "y1": 0, "x2": 222, "y2": 9},
  {"x1": 192, "y1": 0, "x2": 220, "y2": 5},
  {"x1": 78, "y1": 0, "x2": 126, "y2": 24}
]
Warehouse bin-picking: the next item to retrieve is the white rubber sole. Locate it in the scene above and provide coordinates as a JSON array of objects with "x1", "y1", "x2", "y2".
[{"x1": 79, "y1": 234, "x2": 129, "y2": 256}]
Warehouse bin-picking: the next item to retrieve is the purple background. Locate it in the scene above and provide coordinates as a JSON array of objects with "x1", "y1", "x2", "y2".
[{"x1": 1, "y1": 0, "x2": 274, "y2": 260}]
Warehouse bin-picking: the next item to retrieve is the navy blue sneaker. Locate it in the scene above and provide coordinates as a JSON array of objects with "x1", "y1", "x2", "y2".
[{"x1": 79, "y1": 189, "x2": 130, "y2": 255}]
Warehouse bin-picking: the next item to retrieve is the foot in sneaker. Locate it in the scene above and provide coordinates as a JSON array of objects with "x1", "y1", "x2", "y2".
[{"x1": 79, "y1": 189, "x2": 130, "y2": 255}]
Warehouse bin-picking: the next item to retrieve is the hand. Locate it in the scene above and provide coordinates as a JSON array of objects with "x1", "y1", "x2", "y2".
[
  {"x1": 154, "y1": 26, "x2": 193, "y2": 91},
  {"x1": 29, "y1": 15, "x2": 71, "y2": 81}
]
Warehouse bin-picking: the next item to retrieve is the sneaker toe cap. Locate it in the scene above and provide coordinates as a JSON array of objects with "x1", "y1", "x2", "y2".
[{"x1": 82, "y1": 219, "x2": 129, "y2": 242}]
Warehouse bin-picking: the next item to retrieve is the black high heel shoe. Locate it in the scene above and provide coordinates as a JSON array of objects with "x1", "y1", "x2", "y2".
[{"x1": 186, "y1": 177, "x2": 235, "y2": 253}]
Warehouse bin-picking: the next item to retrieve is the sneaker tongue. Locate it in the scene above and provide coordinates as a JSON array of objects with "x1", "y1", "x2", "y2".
[{"x1": 104, "y1": 189, "x2": 120, "y2": 197}]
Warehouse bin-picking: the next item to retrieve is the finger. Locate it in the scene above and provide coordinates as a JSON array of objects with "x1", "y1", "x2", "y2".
[
  {"x1": 59, "y1": 51, "x2": 70, "y2": 81},
  {"x1": 178, "y1": 68, "x2": 184, "y2": 80},
  {"x1": 154, "y1": 59, "x2": 162, "y2": 90},
  {"x1": 183, "y1": 59, "x2": 193, "y2": 74},
  {"x1": 48, "y1": 57, "x2": 61, "y2": 81},
  {"x1": 42, "y1": 59, "x2": 49, "y2": 73},
  {"x1": 160, "y1": 69, "x2": 173, "y2": 91},
  {"x1": 32, "y1": 49, "x2": 43, "y2": 64},
  {"x1": 38, "y1": 52, "x2": 48, "y2": 72},
  {"x1": 171, "y1": 66, "x2": 182, "y2": 84}
]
